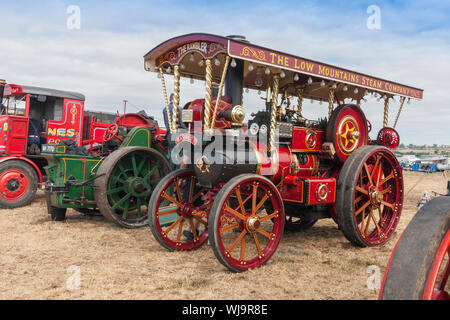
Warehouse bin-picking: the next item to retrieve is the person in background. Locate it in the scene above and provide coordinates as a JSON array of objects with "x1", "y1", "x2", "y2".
[{"x1": 163, "y1": 93, "x2": 186, "y2": 130}]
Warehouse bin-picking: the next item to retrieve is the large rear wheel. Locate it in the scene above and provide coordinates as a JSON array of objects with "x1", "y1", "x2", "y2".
[
  {"x1": 209, "y1": 174, "x2": 284, "y2": 272},
  {"x1": 336, "y1": 146, "x2": 404, "y2": 247},
  {"x1": 380, "y1": 197, "x2": 450, "y2": 300},
  {"x1": 0, "y1": 160, "x2": 38, "y2": 208},
  {"x1": 94, "y1": 147, "x2": 170, "y2": 228}
]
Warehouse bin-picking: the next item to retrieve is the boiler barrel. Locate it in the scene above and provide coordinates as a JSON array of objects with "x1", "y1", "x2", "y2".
[{"x1": 193, "y1": 140, "x2": 318, "y2": 188}]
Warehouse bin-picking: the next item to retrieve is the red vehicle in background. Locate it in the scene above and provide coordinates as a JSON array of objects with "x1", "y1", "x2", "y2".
[{"x1": 0, "y1": 80, "x2": 118, "y2": 208}]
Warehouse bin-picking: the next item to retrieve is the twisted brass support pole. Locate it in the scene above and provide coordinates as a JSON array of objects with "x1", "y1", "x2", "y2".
[
  {"x1": 172, "y1": 64, "x2": 180, "y2": 133},
  {"x1": 203, "y1": 59, "x2": 213, "y2": 132},
  {"x1": 159, "y1": 68, "x2": 172, "y2": 133},
  {"x1": 278, "y1": 90, "x2": 286, "y2": 120},
  {"x1": 383, "y1": 96, "x2": 390, "y2": 128},
  {"x1": 328, "y1": 85, "x2": 335, "y2": 120},
  {"x1": 210, "y1": 56, "x2": 230, "y2": 129},
  {"x1": 393, "y1": 97, "x2": 406, "y2": 129},
  {"x1": 270, "y1": 75, "x2": 280, "y2": 153},
  {"x1": 297, "y1": 88, "x2": 304, "y2": 120}
]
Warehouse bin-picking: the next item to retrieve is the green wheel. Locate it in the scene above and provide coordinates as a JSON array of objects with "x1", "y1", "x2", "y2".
[{"x1": 94, "y1": 147, "x2": 170, "y2": 228}]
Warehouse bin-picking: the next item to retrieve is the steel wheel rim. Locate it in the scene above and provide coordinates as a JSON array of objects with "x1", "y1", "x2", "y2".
[
  {"x1": 153, "y1": 171, "x2": 209, "y2": 250},
  {"x1": 107, "y1": 151, "x2": 163, "y2": 223},
  {"x1": 216, "y1": 177, "x2": 284, "y2": 270},
  {"x1": 353, "y1": 150, "x2": 403, "y2": 246},
  {"x1": 0, "y1": 169, "x2": 30, "y2": 201},
  {"x1": 423, "y1": 229, "x2": 450, "y2": 300}
]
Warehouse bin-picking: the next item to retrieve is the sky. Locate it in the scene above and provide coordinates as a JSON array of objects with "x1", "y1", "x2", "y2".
[{"x1": 0, "y1": 0, "x2": 449, "y2": 145}]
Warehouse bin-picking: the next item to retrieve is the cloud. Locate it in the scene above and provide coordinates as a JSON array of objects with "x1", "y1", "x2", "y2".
[{"x1": 0, "y1": 0, "x2": 448, "y2": 144}]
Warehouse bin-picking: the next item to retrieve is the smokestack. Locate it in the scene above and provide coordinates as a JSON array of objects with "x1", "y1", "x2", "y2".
[{"x1": 0, "y1": 79, "x2": 5, "y2": 102}]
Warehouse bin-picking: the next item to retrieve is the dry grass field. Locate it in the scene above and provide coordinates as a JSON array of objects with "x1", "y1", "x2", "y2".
[{"x1": 0, "y1": 170, "x2": 448, "y2": 300}]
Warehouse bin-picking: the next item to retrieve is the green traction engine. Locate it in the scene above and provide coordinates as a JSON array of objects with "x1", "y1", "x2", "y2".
[{"x1": 43, "y1": 113, "x2": 175, "y2": 228}]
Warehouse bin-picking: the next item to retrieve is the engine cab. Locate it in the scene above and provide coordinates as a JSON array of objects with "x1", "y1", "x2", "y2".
[{"x1": 1, "y1": 84, "x2": 88, "y2": 155}]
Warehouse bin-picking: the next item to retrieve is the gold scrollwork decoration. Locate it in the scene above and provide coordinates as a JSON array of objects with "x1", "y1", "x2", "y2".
[
  {"x1": 208, "y1": 43, "x2": 226, "y2": 54},
  {"x1": 158, "y1": 51, "x2": 177, "y2": 65},
  {"x1": 240, "y1": 47, "x2": 266, "y2": 61}
]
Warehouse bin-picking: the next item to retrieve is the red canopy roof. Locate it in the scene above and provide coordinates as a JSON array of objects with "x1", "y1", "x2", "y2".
[{"x1": 144, "y1": 33, "x2": 423, "y2": 100}]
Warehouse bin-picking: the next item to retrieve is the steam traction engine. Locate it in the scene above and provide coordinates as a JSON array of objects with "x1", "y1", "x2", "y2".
[
  {"x1": 43, "y1": 112, "x2": 171, "y2": 228},
  {"x1": 144, "y1": 34, "x2": 423, "y2": 272}
]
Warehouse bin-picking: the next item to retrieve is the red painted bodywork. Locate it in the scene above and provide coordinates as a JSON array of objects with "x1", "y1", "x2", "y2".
[
  {"x1": 186, "y1": 97, "x2": 233, "y2": 132},
  {"x1": 291, "y1": 127, "x2": 325, "y2": 152},
  {"x1": 47, "y1": 99, "x2": 84, "y2": 146},
  {"x1": 249, "y1": 140, "x2": 335, "y2": 205}
]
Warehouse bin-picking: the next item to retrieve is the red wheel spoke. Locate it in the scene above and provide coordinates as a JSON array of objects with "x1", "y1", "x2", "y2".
[
  {"x1": 256, "y1": 228, "x2": 272, "y2": 239},
  {"x1": 364, "y1": 163, "x2": 374, "y2": 187},
  {"x1": 253, "y1": 194, "x2": 270, "y2": 214},
  {"x1": 224, "y1": 204, "x2": 247, "y2": 221},
  {"x1": 360, "y1": 207, "x2": 366, "y2": 233},
  {"x1": 220, "y1": 223, "x2": 240, "y2": 233},
  {"x1": 364, "y1": 210, "x2": 371, "y2": 235},
  {"x1": 188, "y1": 176, "x2": 195, "y2": 203},
  {"x1": 175, "y1": 178, "x2": 182, "y2": 202},
  {"x1": 259, "y1": 211, "x2": 278, "y2": 223},
  {"x1": 176, "y1": 217, "x2": 184, "y2": 244},
  {"x1": 379, "y1": 171, "x2": 394, "y2": 186},
  {"x1": 355, "y1": 186, "x2": 369, "y2": 195},
  {"x1": 162, "y1": 192, "x2": 183, "y2": 208},
  {"x1": 228, "y1": 230, "x2": 247, "y2": 254},
  {"x1": 164, "y1": 216, "x2": 184, "y2": 234},
  {"x1": 378, "y1": 207, "x2": 384, "y2": 221},
  {"x1": 375, "y1": 161, "x2": 383, "y2": 189},
  {"x1": 355, "y1": 200, "x2": 371, "y2": 216},
  {"x1": 354, "y1": 195, "x2": 363, "y2": 205},
  {"x1": 372, "y1": 155, "x2": 381, "y2": 177},
  {"x1": 235, "y1": 187, "x2": 246, "y2": 215},
  {"x1": 240, "y1": 236, "x2": 246, "y2": 262},
  {"x1": 381, "y1": 200, "x2": 394, "y2": 210},
  {"x1": 369, "y1": 208, "x2": 382, "y2": 234},
  {"x1": 252, "y1": 233, "x2": 263, "y2": 258},
  {"x1": 381, "y1": 187, "x2": 391, "y2": 195},
  {"x1": 251, "y1": 183, "x2": 258, "y2": 214},
  {"x1": 188, "y1": 218, "x2": 198, "y2": 241},
  {"x1": 193, "y1": 215, "x2": 208, "y2": 227},
  {"x1": 157, "y1": 208, "x2": 178, "y2": 216},
  {"x1": 191, "y1": 187, "x2": 207, "y2": 203}
]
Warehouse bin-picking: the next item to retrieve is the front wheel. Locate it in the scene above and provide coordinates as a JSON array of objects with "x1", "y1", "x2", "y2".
[
  {"x1": 0, "y1": 160, "x2": 38, "y2": 208},
  {"x1": 148, "y1": 168, "x2": 210, "y2": 251},
  {"x1": 209, "y1": 174, "x2": 284, "y2": 272},
  {"x1": 336, "y1": 146, "x2": 404, "y2": 247}
]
